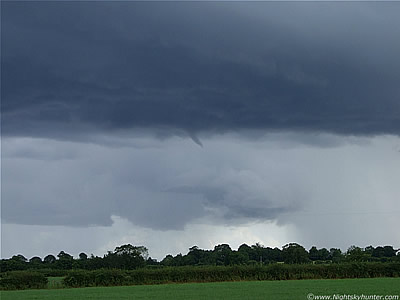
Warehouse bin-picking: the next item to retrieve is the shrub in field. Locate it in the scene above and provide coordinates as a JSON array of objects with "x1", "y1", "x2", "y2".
[
  {"x1": 93, "y1": 269, "x2": 131, "y2": 286},
  {"x1": 63, "y1": 270, "x2": 93, "y2": 288},
  {"x1": 64, "y1": 269, "x2": 132, "y2": 287},
  {"x1": 0, "y1": 271, "x2": 48, "y2": 290}
]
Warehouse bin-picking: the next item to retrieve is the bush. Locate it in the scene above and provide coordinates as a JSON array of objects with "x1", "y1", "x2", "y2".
[
  {"x1": 32, "y1": 268, "x2": 70, "y2": 277},
  {"x1": 63, "y1": 262, "x2": 400, "y2": 288},
  {"x1": 0, "y1": 271, "x2": 48, "y2": 290},
  {"x1": 63, "y1": 270, "x2": 92, "y2": 288},
  {"x1": 93, "y1": 269, "x2": 130, "y2": 286}
]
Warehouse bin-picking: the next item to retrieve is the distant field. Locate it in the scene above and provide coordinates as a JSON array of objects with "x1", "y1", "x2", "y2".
[
  {"x1": 1, "y1": 277, "x2": 399, "y2": 300},
  {"x1": 46, "y1": 277, "x2": 64, "y2": 289}
]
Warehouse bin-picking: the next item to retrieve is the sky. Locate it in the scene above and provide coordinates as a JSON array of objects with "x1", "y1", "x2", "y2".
[{"x1": 1, "y1": 1, "x2": 400, "y2": 260}]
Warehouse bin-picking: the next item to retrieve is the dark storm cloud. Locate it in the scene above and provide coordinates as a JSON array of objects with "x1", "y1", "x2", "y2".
[{"x1": 2, "y1": 2, "x2": 400, "y2": 139}]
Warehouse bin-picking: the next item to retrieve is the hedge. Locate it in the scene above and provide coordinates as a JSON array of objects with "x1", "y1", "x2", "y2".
[
  {"x1": 0, "y1": 271, "x2": 48, "y2": 290},
  {"x1": 63, "y1": 262, "x2": 400, "y2": 288}
]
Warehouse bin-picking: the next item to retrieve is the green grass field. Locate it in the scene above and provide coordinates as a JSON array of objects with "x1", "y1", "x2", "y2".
[{"x1": 1, "y1": 277, "x2": 399, "y2": 300}]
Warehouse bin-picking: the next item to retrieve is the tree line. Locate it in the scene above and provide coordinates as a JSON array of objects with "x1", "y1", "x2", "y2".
[{"x1": 1, "y1": 243, "x2": 399, "y2": 272}]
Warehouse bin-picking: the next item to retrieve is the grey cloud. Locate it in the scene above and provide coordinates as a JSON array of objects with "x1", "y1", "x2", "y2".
[
  {"x1": 2, "y1": 133, "x2": 400, "y2": 258},
  {"x1": 1, "y1": 135, "x2": 308, "y2": 229},
  {"x1": 165, "y1": 185, "x2": 296, "y2": 224},
  {"x1": 3, "y1": 134, "x2": 399, "y2": 231},
  {"x1": 2, "y1": 2, "x2": 400, "y2": 141}
]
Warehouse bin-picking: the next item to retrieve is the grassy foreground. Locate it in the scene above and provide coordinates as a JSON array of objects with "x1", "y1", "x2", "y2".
[{"x1": 1, "y1": 277, "x2": 399, "y2": 300}]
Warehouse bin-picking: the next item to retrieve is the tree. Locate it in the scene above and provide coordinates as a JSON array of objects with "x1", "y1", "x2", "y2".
[
  {"x1": 114, "y1": 244, "x2": 148, "y2": 260},
  {"x1": 238, "y1": 244, "x2": 252, "y2": 254},
  {"x1": 186, "y1": 246, "x2": 202, "y2": 265},
  {"x1": 86, "y1": 255, "x2": 105, "y2": 270},
  {"x1": 383, "y1": 246, "x2": 396, "y2": 257},
  {"x1": 372, "y1": 246, "x2": 385, "y2": 258},
  {"x1": 238, "y1": 244, "x2": 253, "y2": 262},
  {"x1": 309, "y1": 246, "x2": 319, "y2": 261},
  {"x1": 214, "y1": 244, "x2": 232, "y2": 265},
  {"x1": 11, "y1": 254, "x2": 27, "y2": 262},
  {"x1": 251, "y1": 243, "x2": 265, "y2": 264},
  {"x1": 4, "y1": 254, "x2": 28, "y2": 271},
  {"x1": 56, "y1": 251, "x2": 74, "y2": 269},
  {"x1": 104, "y1": 244, "x2": 148, "y2": 269},
  {"x1": 309, "y1": 246, "x2": 330, "y2": 261},
  {"x1": 29, "y1": 256, "x2": 42, "y2": 264},
  {"x1": 329, "y1": 248, "x2": 343, "y2": 263},
  {"x1": 79, "y1": 252, "x2": 88, "y2": 260},
  {"x1": 146, "y1": 257, "x2": 158, "y2": 266},
  {"x1": 173, "y1": 253, "x2": 185, "y2": 266},
  {"x1": 229, "y1": 251, "x2": 248, "y2": 265},
  {"x1": 43, "y1": 254, "x2": 56, "y2": 264},
  {"x1": 364, "y1": 245, "x2": 374, "y2": 255},
  {"x1": 57, "y1": 251, "x2": 73, "y2": 260},
  {"x1": 346, "y1": 246, "x2": 365, "y2": 262},
  {"x1": 161, "y1": 254, "x2": 174, "y2": 266},
  {"x1": 282, "y1": 243, "x2": 309, "y2": 264},
  {"x1": 318, "y1": 248, "x2": 330, "y2": 261}
]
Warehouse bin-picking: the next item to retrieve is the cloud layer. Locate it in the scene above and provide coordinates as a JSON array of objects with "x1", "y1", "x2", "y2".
[
  {"x1": 3, "y1": 134, "x2": 400, "y2": 229},
  {"x1": 2, "y1": 134, "x2": 399, "y2": 258},
  {"x1": 2, "y1": 2, "x2": 400, "y2": 140}
]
